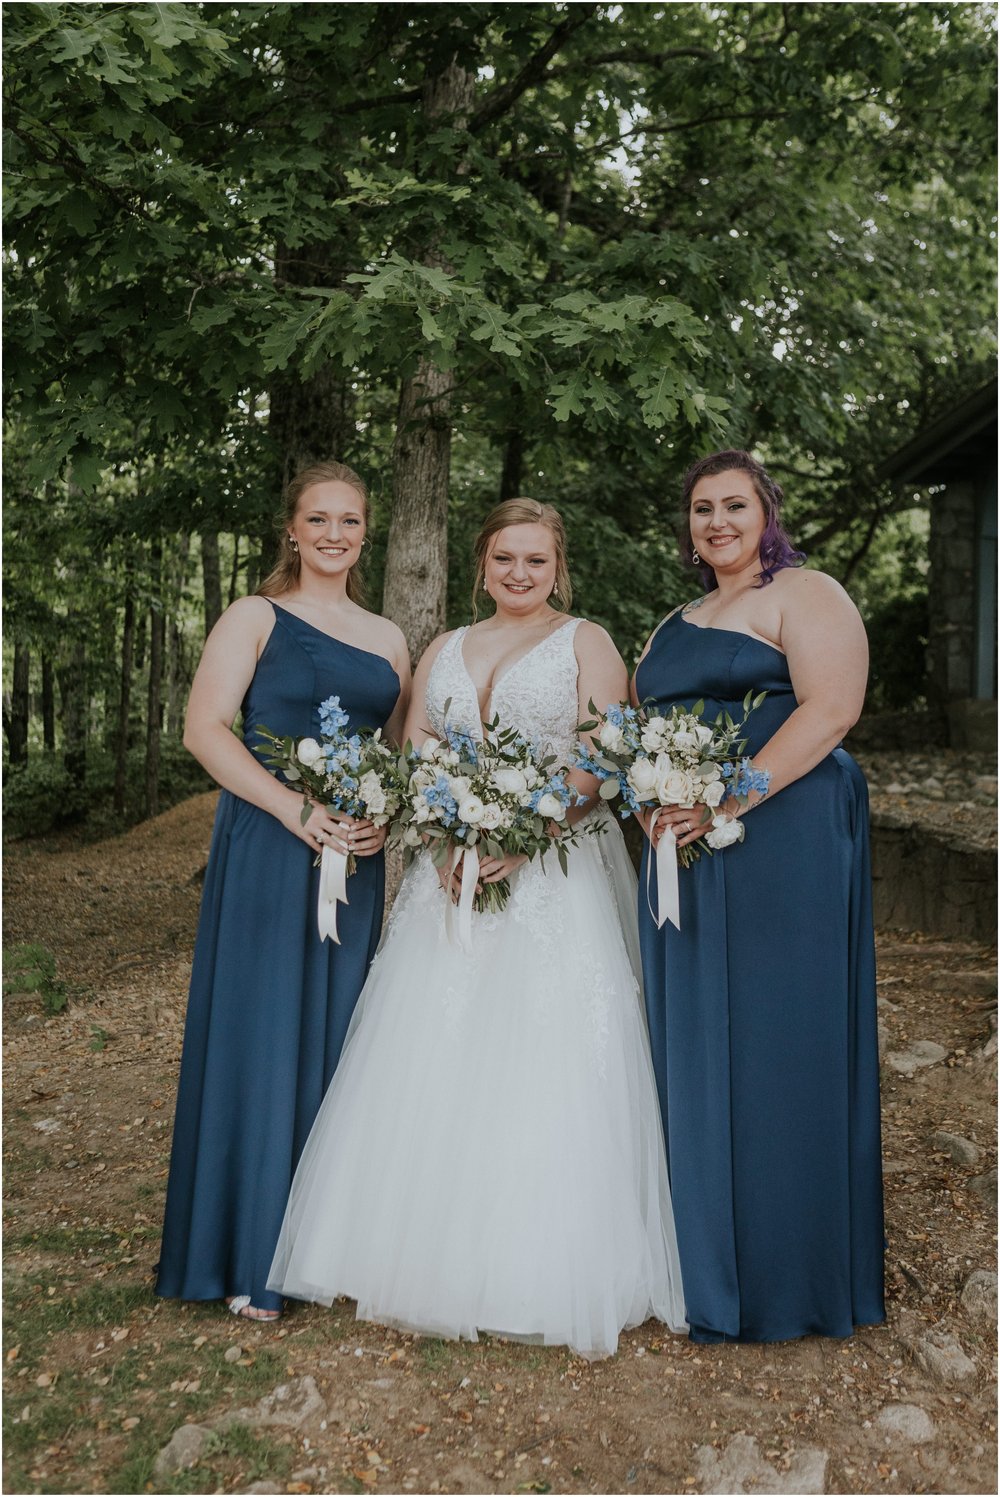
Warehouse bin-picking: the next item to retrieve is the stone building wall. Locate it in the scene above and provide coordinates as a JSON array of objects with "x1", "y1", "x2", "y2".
[{"x1": 927, "y1": 479, "x2": 977, "y2": 705}]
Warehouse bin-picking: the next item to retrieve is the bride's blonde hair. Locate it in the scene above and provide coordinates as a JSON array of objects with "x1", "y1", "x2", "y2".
[{"x1": 471, "y1": 498, "x2": 572, "y2": 620}]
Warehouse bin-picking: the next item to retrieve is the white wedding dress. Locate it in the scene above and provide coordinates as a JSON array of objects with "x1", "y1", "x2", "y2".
[{"x1": 268, "y1": 618, "x2": 687, "y2": 1357}]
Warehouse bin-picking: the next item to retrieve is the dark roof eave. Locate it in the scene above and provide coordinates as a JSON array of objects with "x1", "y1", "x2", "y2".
[{"x1": 877, "y1": 377, "x2": 999, "y2": 484}]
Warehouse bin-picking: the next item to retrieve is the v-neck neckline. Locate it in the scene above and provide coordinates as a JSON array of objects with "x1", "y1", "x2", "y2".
[{"x1": 458, "y1": 618, "x2": 575, "y2": 722}]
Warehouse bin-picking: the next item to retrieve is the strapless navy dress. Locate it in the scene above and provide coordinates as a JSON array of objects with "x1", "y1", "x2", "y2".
[
  {"x1": 635, "y1": 610, "x2": 884, "y2": 1343},
  {"x1": 156, "y1": 602, "x2": 400, "y2": 1313}
]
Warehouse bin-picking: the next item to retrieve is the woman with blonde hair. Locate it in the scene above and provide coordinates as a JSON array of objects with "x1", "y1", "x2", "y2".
[
  {"x1": 269, "y1": 497, "x2": 687, "y2": 1358},
  {"x1": 156, "y1": 462, "x2": 409, "y2": 1321}
]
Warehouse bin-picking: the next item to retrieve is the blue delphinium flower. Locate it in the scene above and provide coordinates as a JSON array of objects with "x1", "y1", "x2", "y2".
[
  {"x1": 424, "y1": 775, "x2": 458, "y2": 824},
  {"x1": 319, "y1": 695, "x2": 350, "y2": 735}
]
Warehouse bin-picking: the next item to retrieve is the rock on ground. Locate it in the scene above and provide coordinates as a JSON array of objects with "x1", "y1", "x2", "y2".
[
  {"x1": 960, "y1": 1269, "x2": 999, "y2": 1322},
  {"x1": 877, "y1": 1403, "x2": 936, "y2": 1443},
  {"x1": 694, "y1": 1433, "x2": 827, "y2": 1494},
  {"x1": 886, "y1": 1040, "x2": 948, "y2": 1076},
  {"x1": 212, "y1": 1375, "x2": 327, "y2": 1433},
  {"x1": 969, "y1": 1166, "x2": 997, "y2": 1201},
  {"x1": 152, "y1": 1423, "x2": 214, "y2": 1479},
  {"x1": 930, "y1": 1129, "x2": 981, "y2": 1166},
  {"x1": 902, "y1": 1323, "x2": 978, "y2": 1386}
]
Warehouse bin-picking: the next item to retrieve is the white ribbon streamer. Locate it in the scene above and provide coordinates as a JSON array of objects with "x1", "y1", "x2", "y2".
[
  {"x1": 646, "y1": 807, "x2": 681, "y2": 931},
  {"x1": 444, "y1": 842, "x2": 480, "y2": 953},
  {"x1": 317, "y1": 841, "x2": 349, "y2": 944}
]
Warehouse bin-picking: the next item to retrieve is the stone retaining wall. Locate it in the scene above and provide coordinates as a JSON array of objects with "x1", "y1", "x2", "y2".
[{"x1": 870, "y1": 809, "x2": 997, "y2": 943}]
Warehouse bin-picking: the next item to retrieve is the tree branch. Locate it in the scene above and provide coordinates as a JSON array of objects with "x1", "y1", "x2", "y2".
[
  {"x1": 470, "y1": 5, "x2": 600, "y2": 132},
  {"x1": 545, "y1": 45, "x2": 713, "y2": 77}
]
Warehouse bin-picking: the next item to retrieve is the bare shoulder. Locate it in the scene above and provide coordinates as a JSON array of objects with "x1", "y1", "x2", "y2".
[
  {"x1": 775, "y1": 567, "x2": 860, "y2": 619},
  {"x1": 218, "y1": 594, "x2": 276, "y2": 635},
  {"x1": 353, "y1": 607, "x2": 410, "y2": 661},
  {"x1": 572, "y1": 617, "x2": 624, "y2": 662},
  {"x1": 415, "y1": 628, "x2": 458, "y2": 674}
]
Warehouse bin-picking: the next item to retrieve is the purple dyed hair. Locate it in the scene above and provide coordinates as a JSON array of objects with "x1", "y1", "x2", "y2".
[{"x1": 678, "y1": 449, "x2": 806, "y2": 592}]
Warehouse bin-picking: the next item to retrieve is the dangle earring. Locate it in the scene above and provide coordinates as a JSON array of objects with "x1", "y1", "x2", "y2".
[
  {"x1": 691, "y1": 547, "x2": 701, "y2": 566},
  {"x1": 288, "y1": 536, "x2": 299, "y2": 552}
]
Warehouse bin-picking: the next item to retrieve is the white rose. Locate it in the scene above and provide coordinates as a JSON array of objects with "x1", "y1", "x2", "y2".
[
  {"x1": 412, "y1": 795, "x2": 432, "y2": 824},
  {"x1": 627, "y1": 756, "x2": 659, "y2": 799},
  {"x1": 671, "y1": 729, "x2": 699, "y2": 754},
  {"x1": 599, "y1": 720, "x2": 626, "y2": 753},
  {"x1": 492, "y1": 767, "x2": 527, "y2": 797},
  {"x1": 706, "y1": 814, "x2": 745, "y2": 850},
  {"x1": 296, "y1": 737, "x2": 323, "y2": 767},
  {"x1": 443, "y1": 749, "x2": 461, "y2": 767},
  {"x1": 658, "y1": 768, "x2": 696, "y2": 806},
  {"x1": 458, "y1": 794, "x2": 486, "y2": 826},
  {"x1": 448, "y1": 775, "x2": 472, "y2": 799},
  {"x1": 695, "y1": 723, "x2": 714, "y2": 747},
  {"x1": 359, "y1": 772, "x2": 386, "y2": 815},
  {"x1": 702, "y1": 779, "x2": 725, "y2": 808},
  {"x1": 479, "y1": 802, "x2": 503, "y2": 831},
  {"x1": 640, "y1": 722, "x2": 665, "y2": 753},
  {"x1": 419, "y1": 737, "x2": 441, "y2": 761},
  {"x1": 402, "y1": 825, "x2": 423, "y2": 847},
  {"x1": 535, "y1": 792, "x2": 565, "y2": 821}
]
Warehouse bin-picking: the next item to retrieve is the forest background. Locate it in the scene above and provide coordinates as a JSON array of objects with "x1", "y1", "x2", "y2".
[{"x1": 3, "y1": 0, "x2": 997, "y2": 838}]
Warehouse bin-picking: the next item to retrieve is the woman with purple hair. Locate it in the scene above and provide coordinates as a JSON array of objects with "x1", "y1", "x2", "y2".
[{"x1": 632, "y1": 449, "x2": 885, "y2": 1343}]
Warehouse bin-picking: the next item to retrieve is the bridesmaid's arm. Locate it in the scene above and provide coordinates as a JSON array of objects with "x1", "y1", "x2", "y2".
[
  {"x1": 724, "y1": 571, "x2": 868, "y2": 827},
  {"x1": 183, "y1": 598, "x2": 349, "y2": 855},
  {"x1": 401, "y1": 633, "x2": 453, "y2": 750},
  {"x1": 738, "y1": 570, "x2": 868, "y2": 806},
  {"x1": 567, "y1": 621, "x2": 629, "y2": 827}
]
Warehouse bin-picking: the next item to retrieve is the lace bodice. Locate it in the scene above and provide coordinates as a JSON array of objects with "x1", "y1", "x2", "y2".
[{"x1": 426, "y1": 619, "x2": 583, "y2": 762}]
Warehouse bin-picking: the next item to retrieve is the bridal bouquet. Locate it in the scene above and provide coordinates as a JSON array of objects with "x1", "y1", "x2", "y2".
[
  {"x1": 575, "y1": 695, "x2": 771, "y2": 929},
  {"x1": 256, "y1": 695, "x2": 407, "y2": 943},
  {"x1": 393, "y1": 711, "x2": 587, "y2": 942}
]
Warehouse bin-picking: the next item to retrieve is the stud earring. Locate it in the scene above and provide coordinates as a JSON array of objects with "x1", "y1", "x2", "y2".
[{"x1": 691, "y1": 548, "x2": 701, "y2": 566}]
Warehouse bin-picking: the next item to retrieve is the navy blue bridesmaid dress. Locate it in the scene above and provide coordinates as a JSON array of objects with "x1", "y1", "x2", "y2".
[
  {"x1": 156, "y1": 602, "x2": 400, "y2": 1313},
  {"x1": 635, "y1": 610, "x2": 884, "y2": 1343}
]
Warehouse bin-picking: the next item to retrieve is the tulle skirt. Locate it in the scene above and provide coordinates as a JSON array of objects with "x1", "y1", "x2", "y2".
[{"x1": 268, "y1": 812, "x2": 687, "y2": 1358}]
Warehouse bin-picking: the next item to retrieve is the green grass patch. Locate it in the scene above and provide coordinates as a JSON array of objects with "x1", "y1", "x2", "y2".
[{"x1": 3, "y1": 943, "x2": 67, "y2": 1015}]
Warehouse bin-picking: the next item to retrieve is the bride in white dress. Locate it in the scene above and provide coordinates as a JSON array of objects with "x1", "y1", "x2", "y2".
[{"x1": 268, "y1": 498, "x2": 686, "y2": 1358}]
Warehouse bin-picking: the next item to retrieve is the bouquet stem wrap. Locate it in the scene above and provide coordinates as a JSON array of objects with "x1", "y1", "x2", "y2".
[
  {"x1": 444, "y1": 843, "x2": 480, "y2": 953},
  {"x1": 647, "y1": 809, "x2": 681, "y2": 931},
  {"x1": 317, "y1": 842, "x2": 350, "y2": 944}
]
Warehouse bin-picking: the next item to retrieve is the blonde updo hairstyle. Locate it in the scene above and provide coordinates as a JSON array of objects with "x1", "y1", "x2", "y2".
[
  {"x1": 257, "y1": 460, "x2": 370, "y2": 604},
  {"x1": 471, "y1": 497, "x2": 572, "y2": 620}
]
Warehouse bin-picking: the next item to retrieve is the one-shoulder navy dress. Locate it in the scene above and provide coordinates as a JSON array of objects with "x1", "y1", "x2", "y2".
[
  {"x1": 156, "y1": 602, "x2": 400, "y2": 1313},
  {"x1": 635, "y1": 610, "x2": 884, "y2": 1343}
]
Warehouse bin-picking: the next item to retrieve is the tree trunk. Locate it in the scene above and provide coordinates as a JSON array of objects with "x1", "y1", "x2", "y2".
[
  {"x1": 113, "y1": 584, "x2": 136, "y2": 815},
  {"x1": 228, "y1": 535, "x2": 242, "y2": 605},
  {"x1": 41, "y1": 653, "x2": 55, "y2": 751},
  {"x1": 165, "y1": 533, "x2": 191, "y2": 739},
  {"x1": 57, "y1": 629, "x2": 87, "y2": 795},
  {"x1": 269, "y1": 240, "x2": 356, "y2": 495},
  {"x1": 499, "y1": 426, "x2": 525, "y2": 501},
  {"x1": 382, "y1": 59, "x2": 477, "y2": 662},
  {"x1": 5, "y1": 641, "x2": 30, "y2": 765},
  {"x1": 201, "y1": 530, "x2": 224, "y2": 636},
  {"x1": 383, "y1": 364, "x2": 457, "y2": 660},
  {"x1": 144, "y1": 540, "x2": 164, "y2": 819}
]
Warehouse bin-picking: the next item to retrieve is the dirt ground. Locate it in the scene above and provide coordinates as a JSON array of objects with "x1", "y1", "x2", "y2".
[{"x1": 3, "y1": 792, "x2": 997, "y2": 1497}]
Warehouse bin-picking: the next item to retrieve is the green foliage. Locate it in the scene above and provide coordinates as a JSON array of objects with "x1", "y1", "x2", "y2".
[
  {"x1": 2, "y1": 1, "x2": 996, "y2": 757},
  {"x1": 2, "y1": 742, "x2": 214, "y2": 840},
  {"x1": 2, "y1": 942, "x2": 67, "y2": 1015}
]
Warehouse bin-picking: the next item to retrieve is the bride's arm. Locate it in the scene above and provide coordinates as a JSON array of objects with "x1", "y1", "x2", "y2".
[
  {"x1": 565, "y1": 620, "x2": 629, "y2": 827},
  {"x1": 401, "y1": 633, "x2": 453, "y2": 750}
]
